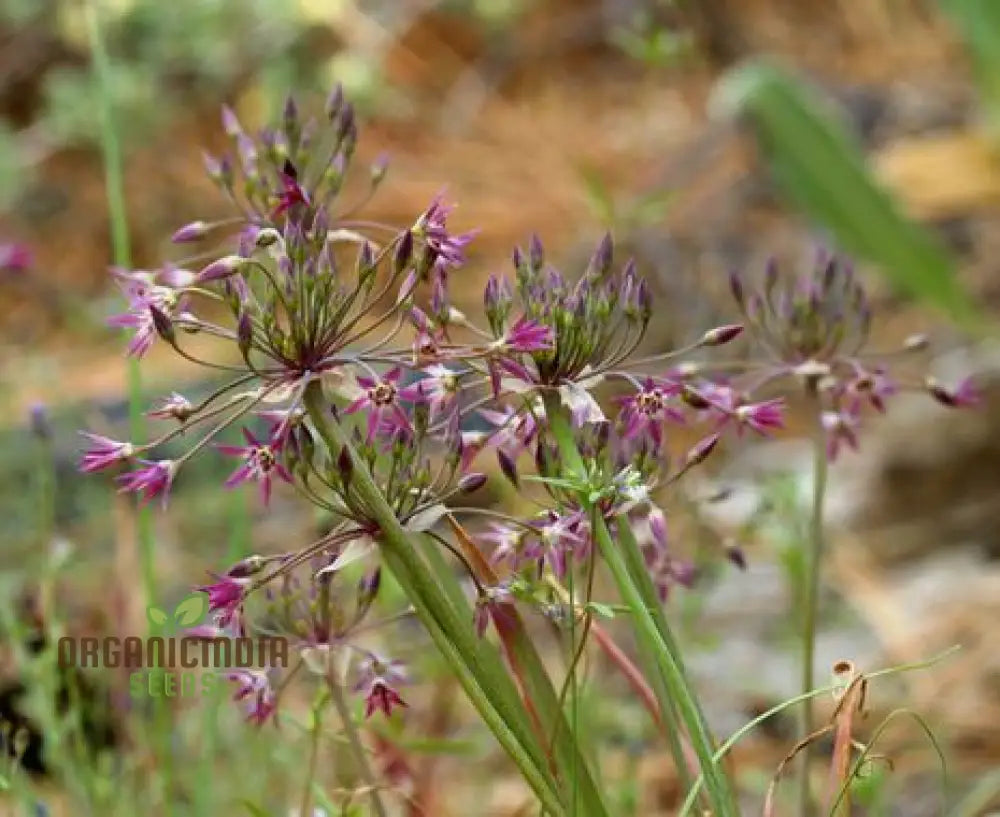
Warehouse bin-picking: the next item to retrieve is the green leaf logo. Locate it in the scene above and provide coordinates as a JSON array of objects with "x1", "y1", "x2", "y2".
[
  {"x1": 173, "y1": 594, "x2": 207, "y2": 629},
  {"x1": 146, "y1": 594, "x2": 208, "y2": 634}
]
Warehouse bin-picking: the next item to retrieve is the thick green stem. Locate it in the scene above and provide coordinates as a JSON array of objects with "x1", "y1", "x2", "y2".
[
  {"x1": 304, "y1": 381, "x2": 569, "y2": 815},
  {"x1": 419, "y1": 537, "x2": 609, "y2": 816},
  {"x1": 798, "y1": 400, "x2": 829, "y2": 817},
  {"x1": 543, "y1": 393, "x2": 738, "y2": 817}
]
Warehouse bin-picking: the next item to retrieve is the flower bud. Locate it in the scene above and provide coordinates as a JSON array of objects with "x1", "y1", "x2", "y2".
[
  {"x1": 337, "y1": 446, "x2": 353, "y2": 489},
  {"x1": 237, "y1": 310, "x2": 253, "y2": 357},
  {"x1": 171, "y1": 221, "x2": 209, "y2": 243},
  {"x1": 700, "y1": 324, "x2": 744, "y2": 346},
  {"x1": 326, "y1": 84, "x2": 344, "y2": 120},
  {"x1": 197, "y1": 255, "x2": 244, "y2": 283},
  {"x1": 458, "y1": 472, "x2": 488, "y2": 494},
  {"x1": 221, "y1": 104, "x2": 242, "y2": 136},
  {"x1": 370, "y1": 152, "x2": 389, "y2": 187},
  {"x1": 684, "y1": 432, "x2": 720, "y2": 467},
  {"x1": 497, "y1": 450, "x2": 519, "y2": 487},
  {"x1": 529, "y1": 234, "x2": 545, "y2": 271},
  {"x1": 149, "y1": 305, "x2": 175, "y2": 343},
  {"x1": 29, "y1": 402, "x2": 51, "y2": 441},
  {"x1": 393, "y1": 230, "x2": 413, "y2": 276},
  {"x1": 586, "y1": 232, "x2": 614, "y2": 281}
]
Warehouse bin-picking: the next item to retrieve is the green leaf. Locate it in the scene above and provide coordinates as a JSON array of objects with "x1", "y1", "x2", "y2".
[
  {"x1": 939, "y1": 0, "x2": 1000, "y2": 139},
  {"x1": 172, "y1": 594, "x2": 208, "y2": 628},
  {"x1": 146, "y1": 606, "x2": 169, "y2": 628},
  {"x1": 238, "y1": 799, "x2": 269, "y2": 817},
  {"x1": 712, "y1": 62, "x2": 977, "y2": 324},
  {"x1": 585, "y1": 602, "x2": 616, "y2": 619}
]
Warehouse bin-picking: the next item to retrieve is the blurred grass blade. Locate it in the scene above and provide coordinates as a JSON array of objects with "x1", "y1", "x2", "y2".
[
  {"x1": 938, "y1": 0, "x2": 1000, "y2": 140},
  {"x1": 712, "y1": 62, "x2": 977, "y2": 323}
]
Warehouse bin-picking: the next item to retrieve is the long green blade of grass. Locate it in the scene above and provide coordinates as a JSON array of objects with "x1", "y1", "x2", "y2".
[{"x1": 712, "y1": 62, "x2": 978, "y2": 324}]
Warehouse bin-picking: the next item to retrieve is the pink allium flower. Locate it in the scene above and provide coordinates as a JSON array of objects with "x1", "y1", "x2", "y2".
[
  {"x1": 271, "y1": 160, "x2": 311, "y2": 219},
  {"x1": 116, "y1": 460, "x2": 176, "y2": 507},
  {"x1": 147, "y1": 393, "x2": 194, "y2": 422},
  {"x1": 355, "y1": 655, "x2": 409, "y2": 719},
  {"x1": 733, "y1": 397, "x2": 786, "y2": 436},
  {"x1": 218, "y1": 427, "x2": 293, "y2": 506},
  {"x1": 616, "y1": 377, "x2": 684, "y2": 445},
  {"x1": 226, "y1": 669, "x2": 276, "y2": 724},
  {"x1": 79, "y1": 433, "x2": 134, "y2": 473},
  {"x1": 197, "y1": 573, "x2": 247, "y2": 627},
  {"x1": 399, "y1": 364, "x2": 460, "y2": 420},
  {"x1": 414, "y1": 194, "x2": 478, "y2": 269},
  {"x1": 926, "y1": 375, "x2": 980, "y2": 408},
  {"x1": 494, "y1": 317, "x2": 555, "y2": 354},
  {"x1": 344, "y1": 367, "x2": 412, "y2": 442},
  {"x1": 821, "y1": 409, "x2": 860, "y2": 462},
  {"x1": 0, "y1": 242, "x2": 32, "y2": 274}
]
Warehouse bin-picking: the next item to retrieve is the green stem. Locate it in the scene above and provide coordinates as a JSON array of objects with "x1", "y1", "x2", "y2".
[
  {"x1": 303, "y1": 380, "x2": 566, "y2": 815},
  {"x1": 798, "y1": 400, "x2": 829, "y2": 817},
  {"x1": 325, "y1": 671, "x2": 388, "y2": 817},
  {"x1": 84, "y1": 0, "x2": 156, "y2": 602},
  {"x1": 542, "y1": 393, "x2": 738, "y2": 817},
  {"x1": 419, "y1": 539, "x2": 609, "y2": 816}
]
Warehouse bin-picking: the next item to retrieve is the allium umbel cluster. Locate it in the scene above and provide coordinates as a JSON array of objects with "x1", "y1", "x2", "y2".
[{"x1": 81, "y1": 89, "x2": 976, "y2": 724}]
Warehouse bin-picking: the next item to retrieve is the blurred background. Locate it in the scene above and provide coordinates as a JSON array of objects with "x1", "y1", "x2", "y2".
[{"x1": 1, "y1": 0, "x2": 1000, "y2": 814}]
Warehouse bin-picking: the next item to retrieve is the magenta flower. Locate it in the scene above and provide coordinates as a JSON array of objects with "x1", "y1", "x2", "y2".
[
  {"x1": 106, "y1": 278, "x2": 189, "y2": 358},
  {"x1": 926, "y1": 375, "x2": 980, "y2": 408},
  {"x1": 496, "y1": 317, "x2": 554, "y2": 354},
  {"x1": 271, "y1": 160, "x2": 311, "y2": 219},
  {"x1": 116, "y1": 460, "x2": 176, "y2": 507},
  {"x1": 0, "y1": 242, "x2": 32, "y2": 274},
  {"x1": 479, "y1": 405, "x2": 539, "y2": 458},
  {"x1": 147, "y1": 393, "x2": 194, "y2": 422},
  {"x1": 226, "y1": 669, "x2": 276, "y2": 724},
  {"x1": 849, "y1": 367, "x2": 896, "y2": 412},
  {"x1": 344, "y1": 367, "x2": 412, "y2": 441},
  {"x1": 821, "y1": 409, "x2": 860, "y2": 462},
  {"x1": 218, "y1": 427, "x2": 293, "y2": 506},
  {"x1": 414, "y1": 194, "x2": 478, "y2": 269},
  {"x1": 79, "y1": 433, "x2": 134, "y2": 473},
  {"x1": 355, "y1": 655, "x2": 409, "y2": 719},
  {"x1": 616, "y1": 377, "x2": 684, "y2": 445},
  {"x1": 197, "y1": 573, "x2": 247, "y2": 627},
  {"x1": 732, "y1": 397, "x2": 786, "y2": 436},
  {"x1": 399, "y1": 364, "x2": 460, "y2": 420}
]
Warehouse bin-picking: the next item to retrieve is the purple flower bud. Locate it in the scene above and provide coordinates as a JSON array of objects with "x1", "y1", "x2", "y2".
[
  {"x1": 729, "y1": 270, "x2": 745, "y2": 307},
  {"x1": 221, "y1": 104, "x2": 242, "y2": 136},
  {"x1": 171, "y1": 221, "x2": 209, "y2": 243},
  {"x1": 685, "y1": 432, "x2": 720, "y2": 467},
  {"x1": 29, "y1": 402, "x2": 51, "y2": 440},
  {"x1": 197, "y1": 255, "x2": 244, "y2": 283},
  {"x1": 926, "y1": 375, "x2": 980, "y2": 408},
  {"x1": 282, "y1": 94, "x2": 298, "y2": 128},
  {"x1": 370, "y1": 152, "x2": 389, "y2": 185},
  {"x1": 394, "y1": 230, "x2": 413, "y2": 276},
  {"x1": 149, "y1": 305, "x2": 174, "y2": 343},
  {"x1": 529, "y1": 234, "x2": 544, "y2": 270},
  {"x1": 337, "y1": 446, "x2": 353, "y2": 487},
  {"x1": 237, "y1": 310, "x2": 253, "y2": 356},
  {"x1": 326, "y1": 84, "x2": 344, "y2": 119},
  {"x1": 700, "y1": 323, "x2": 744, "y2": 346},
  {"x1": 459, "y1": 472, "x2": 488, "y2": 493},
  {"x1": 587, "y1": 233, "x2": 614, "y2": 280},
  {"x1": 497, "y1": 450, "x2": 519, "y2": 487}
]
